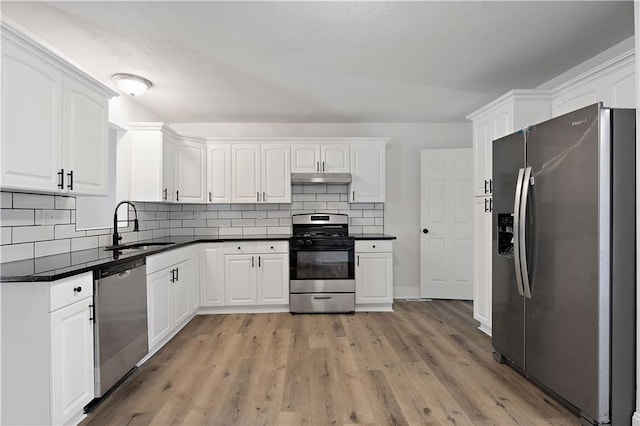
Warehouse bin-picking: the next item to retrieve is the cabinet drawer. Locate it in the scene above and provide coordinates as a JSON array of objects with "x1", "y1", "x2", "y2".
[
  {"x1": 224, "y1": 242, "x2": 257, "y2": 254},
  {"x1": 355, "y1": 240, "x2": 392, "y2": 253},
  {"x1": 256, "y1": 241, "x2": 288, "y2": 253},
  {"x1": 50, "y1": 272, "x2": 93, "y2": 312}
]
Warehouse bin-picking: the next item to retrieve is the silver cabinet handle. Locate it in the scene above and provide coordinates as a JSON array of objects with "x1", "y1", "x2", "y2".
[
  {"x1": 209, "y1": 191, "x2": 212, "y2": 202},
  {"x1": 357, "y1": 255, "x2": 360, "y2": 267},
  {"x1": 313, "y1": 296, "x2": 332, "y2": 300},
  {"x1": 252, "y1": 256, "x2": 255, "y2": 268},
  {"x1": 257, "y1": 192, "x2": 260, "y2": 202},
  {"x1": 316, "y1": 161, "x2": 320, "y2": 172},
  {"x1": 352, "y1": 191, "x2": 355, "y2": 202},
  {"x1": 263, "y1": 192, "x2": 266, "y2": 203},
  {"x1": 322, "y1": 161, "x2": 325, "y2": 172}
]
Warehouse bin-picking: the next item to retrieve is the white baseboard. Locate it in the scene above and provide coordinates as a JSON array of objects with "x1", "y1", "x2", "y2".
[
  {"x1": 632, "y1": 411, "x2": 640, "y2": 426},
  {"x1": 478, "y1": 323, "x2": 492, "y2": 336},
  {"x1": 355, "y1": 304, "x2": 393, "y2": 312},
  {"x1": 393, "y1": 286, "x2": 420, "y2": 299},
  {"x1": 197, "y1": 305, "x2": 290, "y2": 315}
]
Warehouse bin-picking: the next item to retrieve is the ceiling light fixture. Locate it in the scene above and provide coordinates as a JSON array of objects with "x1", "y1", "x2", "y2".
[{"x1": 111, "y1": 73, "x2": 152, "y2": 96}]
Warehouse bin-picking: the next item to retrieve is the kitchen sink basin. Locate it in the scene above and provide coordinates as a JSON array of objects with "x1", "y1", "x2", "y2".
[{"x1": 104, "y1": 242, "x2": 175, "y2": 252}]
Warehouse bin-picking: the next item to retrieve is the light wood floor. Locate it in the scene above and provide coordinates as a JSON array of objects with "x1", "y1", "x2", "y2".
[{"x1": 82, "y1": 300, "x2": 579, "y2": 425}]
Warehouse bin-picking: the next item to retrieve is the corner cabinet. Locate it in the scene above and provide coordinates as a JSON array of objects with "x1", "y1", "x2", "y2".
[
  {"x1": 355, "y1": 240, "x2": 393, "y2": 311},
  {"x1": 146, "y1": 247, "x2": 198, "y2": 353},
  {"x1": 130, "y1": 124, "x2": 207, "y2": 203},
  {"x1": 1, "y1": 23, "x2": 116, "y2": 195},
  {"x1": 350, "y1": 140, "x2": 387, "y2": 203},
  {"x1": 1, "y1": 272, "x2": 95, "y2": 426}
]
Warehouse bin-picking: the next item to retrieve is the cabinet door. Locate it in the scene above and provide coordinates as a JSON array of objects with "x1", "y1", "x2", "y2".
[
  {"x1": 321, "y1": 144, "x2": 350, "y2": 173},
  {"x1": 224, "y1": 254, "x2": 257, "y2": 305},
  {"x1": 175, "y1": 139, "x2": 206, "y2": 203},
  {"x1": 350, "y1": 143, "x2": 385, "y2": 203},
  {"x1": 200, "y1": 245, "x2": 225, "y2": 306},
  {"x1": 232, "y1": 145, "x2": 261, "y2": 203},
  {"x1": 162, "y1": 133, "x2": 175, "y2": 202},
  {"x1": 257, "y1": 253, "x2": 289, "y2": 305},
  {"x1": 62, "y1": 76, "x2": 108, "y2": 195},
  {"x1": 490, "y1": 104, "x2": 514, "y2": 140},
  {"x1": 172, "y1": 261, "x2": 191, "y2": 326},
  {"x1": 553, "y1": 79, "x2": 603, "y2": 117},
  {"x1": 50, "y1": 298, "x2": 94, "y2": 425},
  {"x1": 262, "y1": 144, "x2": 291, "y2": 203},
  {"x1": 1, "y1": 42, "x2": 63, "y2": 192},
  {"x1": 291, "y1": 143, "x2": 321, "y2": 173},
  {"x1": 147, "y1": 268, "x2": 172, "y2": 349},
  {"x1": 603, "y1": 62, "x2": 636, "y2": 108},
  {"x1": 472, "y1": 119, "x2": 491, "y2": 197},
  {"x1": 207, "y1": 144, "x2": 231, "y2": 203},
  {"x1": 473, "y1": 197, "x2": 492, "y2": 333},
  {"x1": 355, "y1": 252, "x2": 393, "y2": 304}
]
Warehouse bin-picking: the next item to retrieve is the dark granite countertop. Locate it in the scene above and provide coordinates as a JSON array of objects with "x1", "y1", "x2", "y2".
[{"x1": 0, "y1": 233, "x2": 396, "y2": 282}]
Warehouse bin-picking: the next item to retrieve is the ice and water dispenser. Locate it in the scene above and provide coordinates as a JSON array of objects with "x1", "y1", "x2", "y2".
[{"x1": 497, "y1": 214, "x2": 514, "y2": 256}]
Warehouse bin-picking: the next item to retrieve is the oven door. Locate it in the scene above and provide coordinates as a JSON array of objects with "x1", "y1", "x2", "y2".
[{"x1": 289, "y1": 246, "x2": 355, "y2": 293}]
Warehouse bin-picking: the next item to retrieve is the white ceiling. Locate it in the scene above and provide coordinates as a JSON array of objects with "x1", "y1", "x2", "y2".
[{"x1": 1, "y1": 1, "x2": 634, "y2": 123}]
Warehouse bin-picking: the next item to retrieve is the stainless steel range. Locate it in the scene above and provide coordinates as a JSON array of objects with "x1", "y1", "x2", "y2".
[{"x1": 289, "y1": 213, "x2": 355, "y2": 313}]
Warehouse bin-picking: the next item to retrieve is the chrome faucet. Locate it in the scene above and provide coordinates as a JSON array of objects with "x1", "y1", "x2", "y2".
[{"x1": 112, "y1": 201, "x2": 139, "y2": 247}]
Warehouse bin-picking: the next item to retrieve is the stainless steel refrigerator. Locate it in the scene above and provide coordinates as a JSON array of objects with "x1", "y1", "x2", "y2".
[{"x1": 492, "y1": 103, "x2": 635, "y2": 425}]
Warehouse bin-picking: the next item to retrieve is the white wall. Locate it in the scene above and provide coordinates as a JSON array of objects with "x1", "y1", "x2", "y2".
[{"x1": 171, "y1": 122, "x2": 471, "y2": 298}]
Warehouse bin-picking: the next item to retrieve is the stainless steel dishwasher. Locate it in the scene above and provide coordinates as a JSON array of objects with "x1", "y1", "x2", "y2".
[{"x1": 94, "y1": 257, "x2": 148, "y2": 397}]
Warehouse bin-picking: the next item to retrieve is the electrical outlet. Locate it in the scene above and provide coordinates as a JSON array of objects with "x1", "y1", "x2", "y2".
[{"x1": 41, "y1": 211, "x2": 55, "y2": 225}]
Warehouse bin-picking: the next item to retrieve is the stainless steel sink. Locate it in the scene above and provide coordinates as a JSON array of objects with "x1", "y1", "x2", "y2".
[{"x1": 104, "y1": 242, "x2": 175, "y2": 252}]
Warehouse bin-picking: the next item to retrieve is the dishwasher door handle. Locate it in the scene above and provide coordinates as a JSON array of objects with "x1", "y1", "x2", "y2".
[{"x1": 118, "y1": 270, "x2": 131, "y2": 279}]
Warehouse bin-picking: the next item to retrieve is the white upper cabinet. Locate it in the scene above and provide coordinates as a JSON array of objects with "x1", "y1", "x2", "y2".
[
  {"x1": 291, "y1": 143, "x2": 349, "y2": 173},
  {"x1": 349, "y1": 141, "x2": 387, "y2": 203},
  {"x1": 232, "y1": 143, "x2": 291, "y2": 203},
  {"x1": 130, "y1": 123, "x2": 175, "y2": 202},
  {"x1": 0, "y1": 24, "x2": 115, "y2": 195},
  {"x1": 552, "y1": 52, "x2": 635, "y2": 116},
  {"x1": 62, "y1": 76, "x2": 109, "y2": 195},
  {"x1": 206, "y1": 144, "x2": 231, "y2": 203},
  {"x1": 467, "y1": 91, "x2": 552, "y2": 197},
  {"x1": 174, "y1": 137, "x2": 207, "y2": 203}
]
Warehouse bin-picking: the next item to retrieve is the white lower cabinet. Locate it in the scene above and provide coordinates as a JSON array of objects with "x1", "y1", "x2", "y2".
[
  {"x1": 199, "y1": 244, "x2": 225, "y2": 306},
  {"x1": 355, "y1": 240, "x2": 393, "y2": 310},
  {"x1": 223, "y1": 242, "x2": 289, "y2": 307},
  {"x1": 1, "y1": 272, "x2": 94, "y2": 426},
  {"x1": 146, "y1": 247, "x2": 196, "y2": 352},
  {"x1": 473, "y1": 197, "x2": 492, "y2": 335}
]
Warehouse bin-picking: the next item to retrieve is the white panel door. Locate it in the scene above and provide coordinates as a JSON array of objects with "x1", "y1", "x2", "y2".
[
  {"x1": 262, "y1": 144, "x2": 291, "y2": 203},
  {"x1": 291, "y1": 144, "x2": 321, "y2": 173},
  {"x1": 200, "y1": 244, "x2": 225, "y2": 307},
  {"x1": 420, "y1": 149, "x2": 473, "y2": 299},
  {"x1": 207, "y1": 144, "x2": 231, "y2": 203},
  {"x1": 62, "y1": 76, "x2": 108, "y2": 195},
  {"x1": 232, "y1": 145, "x2": 260, "y2": 203},
  {"x1": 175, "y1": 140, "x2": 206, "y2": 203},
  {"x1": 1, "y1": 42, "x2": 63, "y2": 192},
  {"x1": 257, "y1": 253, "x2": 289, "y2": 305},
  {"x1": 224, "y1": 254, "x2": 257, "y2": 305},
  {"x1": 321, "y1": 144, "x2": 350, "y2": 173},
  {"x1": 50, "y1": 298, "x2": 94, "y2": 425}
]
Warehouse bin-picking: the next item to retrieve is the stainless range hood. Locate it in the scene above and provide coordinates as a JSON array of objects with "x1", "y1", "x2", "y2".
[{"x1": 291, "y1": 172, "x2": 352, "y2": 184}]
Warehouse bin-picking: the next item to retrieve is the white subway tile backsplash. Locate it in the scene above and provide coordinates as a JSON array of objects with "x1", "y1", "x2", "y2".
[
  {"x1": 1, "y1": 209, "x2": 35, "y2": 226},
  {"x1": 1, "y1": 192, "x2": 12, "y2": 208},
  {"x1": 1, "y1": 228, "x2": 11, "y2": 245},
  {"x1": 54, "y1": 196, "x2": 75, "y2": 210},
  {"x1": 1, "y1": 183, "x2": 385, "y2": 262},
  {"x1": 218, "y1": 211, "x2": 242, "y2": 219},
  {"x1": 13, "y1": 193, "x2": 55, "y2": 209},
  {"x1": 55, "y1": 224, "x2": 86, "y2": 239},
  {"x1": 0, "y1": 243, "x2": 33, "y2": 262},
  {"x1": 35, "y1": 210, "x2": 70, "y2": 225},
  {"x1": 35, "y1": 239, "x2": 71, "y2": 257},
  {"x1": 13, "y1": 225, "x2": 54, "y2": 243}
]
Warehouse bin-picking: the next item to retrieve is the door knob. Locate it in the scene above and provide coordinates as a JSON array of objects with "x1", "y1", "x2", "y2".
[{"x1": 422, "y1": 229, "x2": 429, "y2": 234}]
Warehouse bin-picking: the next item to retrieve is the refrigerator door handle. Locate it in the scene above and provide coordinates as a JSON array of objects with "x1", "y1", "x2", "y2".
[
  {"x1": 519, "y1": 166, "x2": 533, "y2": 298},
  {"x1": 513, "y1": 168, "x2": 526, "y2": 297}
]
